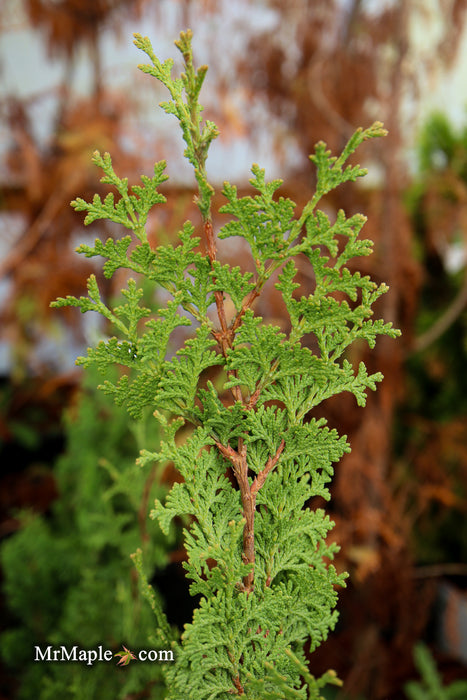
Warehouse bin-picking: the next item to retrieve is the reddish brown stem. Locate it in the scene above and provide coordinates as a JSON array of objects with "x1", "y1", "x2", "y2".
[
  {"x1": 215, "y1": 440, "x2": 254, "y2": 591},
  {"x1": 232, "y1": 674, "x2": 245, "y2": 695},
  {"x1": 230, "y1": 286, "x2": 261, "y2": 334},
  {"x1": 245, "y1": 382, "x2": 262, "y2": 410},
  {"x1": 216, "y1": 437, "x2": 285, "y2": 594},
  {"x1": 251, "y1": 439, "x2": 285, "y2": 497},
  {"x1": 203, "y1": 222, "x2": 284, "y2": 594}
]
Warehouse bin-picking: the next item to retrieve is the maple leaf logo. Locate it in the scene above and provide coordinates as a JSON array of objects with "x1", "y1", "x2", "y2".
[{"x1": 115, "y1": 646, "x2": 137, "y2": 666}]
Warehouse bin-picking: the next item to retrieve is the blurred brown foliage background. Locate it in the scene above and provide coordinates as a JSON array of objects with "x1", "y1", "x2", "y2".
[{"x1": 1, "y1": 1, "x2": 467, "y2": 698}]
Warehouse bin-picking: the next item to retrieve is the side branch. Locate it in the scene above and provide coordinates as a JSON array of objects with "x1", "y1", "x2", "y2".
[
  {"x1": 215, "y1": 438, "x2": 285, "y2": 594},
  {"x1": 251, "y1": 439, "x2": 285, "y2": 496},
  {"x1": 215, "y1": 439, "x2": 254, "y2": 591},
  {"x1": 230, "y1": 286, "x2": 261, "y2": 334}
]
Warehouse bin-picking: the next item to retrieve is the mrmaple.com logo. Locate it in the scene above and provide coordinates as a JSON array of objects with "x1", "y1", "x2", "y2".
[{"x1": 34, "y1": 644, "x2": 174, "y2": 666}]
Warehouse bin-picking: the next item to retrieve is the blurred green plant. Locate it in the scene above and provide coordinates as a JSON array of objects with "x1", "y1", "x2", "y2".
[
  {"x1": 1, "y1": 368, "x2": 174, "y2": 699},
  {"x1": 404, "y1": 643, "x2": 467, "y2": 700}
]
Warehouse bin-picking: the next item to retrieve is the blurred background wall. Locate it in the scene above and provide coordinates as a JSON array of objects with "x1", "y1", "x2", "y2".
[{"x1": 1, "y1": 1, "x2": 467, "y2": 698}]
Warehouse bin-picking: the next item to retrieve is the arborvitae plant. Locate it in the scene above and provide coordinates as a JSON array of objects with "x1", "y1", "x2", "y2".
[{"x1": 52, "y1": 30, "x2": 400, "y2": 699}]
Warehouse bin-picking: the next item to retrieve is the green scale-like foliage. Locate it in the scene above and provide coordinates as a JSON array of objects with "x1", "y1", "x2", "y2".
[{"x1": 52, "y1": 29, "x2": 400, "y2": 699}]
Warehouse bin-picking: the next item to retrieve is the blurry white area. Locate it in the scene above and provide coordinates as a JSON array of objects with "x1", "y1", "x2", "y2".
[
  {"x1": 408, "y1": 0, "x2": 467, "y2": 130},
  {"x1": 0, "y1": 0, "x2": 292, "y2": 183},
  {"x1": 0, "y1": 277, "x2": 11, "y2": 373},
  {"x1": 1, "y1": 0, "x2": 467, "y2": 179},
  {"x1": 405, "y1": 1, "x2": 467, "y2": 172},
  {"x1": 0, "y1": 0, "x2": 284, "y2": 373},
  {"x1": 0, "y1": 213, "x2": 23, "y2": 373},
  {"x1": 444, "y1": 239, "x2": 467, "y2": 274},
  {"x1": 1, "y1": 0, "x2": 467, "y2": 374}
]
